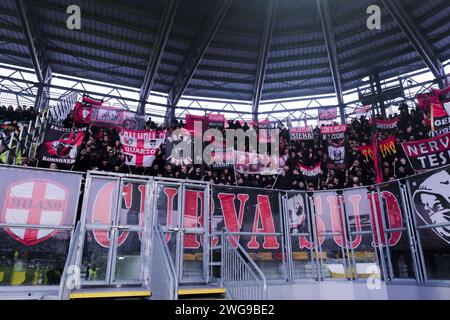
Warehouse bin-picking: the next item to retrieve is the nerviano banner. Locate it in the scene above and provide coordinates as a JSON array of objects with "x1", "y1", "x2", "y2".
[{"x1": 401, "y1": 132, "x2": 450, "y2": 171}]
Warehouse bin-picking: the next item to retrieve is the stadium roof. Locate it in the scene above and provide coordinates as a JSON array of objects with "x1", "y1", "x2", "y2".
[{"x1": 0, "y1": 0, "x2": 449, "y2": 107}]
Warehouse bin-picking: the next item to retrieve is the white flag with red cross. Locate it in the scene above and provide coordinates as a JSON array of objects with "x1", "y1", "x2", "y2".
[{"x1": 120, "y1": 134, "x2": 163, "y2": 167}]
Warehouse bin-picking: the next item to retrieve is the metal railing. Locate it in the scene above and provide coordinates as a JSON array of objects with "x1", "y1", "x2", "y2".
[
  {"x1": 150, "y1": 224, "x2": 178, "y2": 300},
  {"x1": 58, "y1": 221, "x2": 82, "y2": 300},
  {"x1": 221, "y1": 228, "x2": 268, "y2": 300}
]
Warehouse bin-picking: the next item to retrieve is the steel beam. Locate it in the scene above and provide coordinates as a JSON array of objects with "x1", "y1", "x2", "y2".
[
  {"x1": 166, "y1": 0, "x2": 232, "y2": 125},
  {"x1": 15, "y1": 0, "x2": 52, "y2": 109},
  {"x1": 317, "y1": 0, "x2": 346, "y2": 124},
  {"x1": 252, "y1": 0, "x2": 277, "y2": 122},
  {"x1": 139, "y1": 0, "x2": 180, "y2": 114},
  {"x1": 381, "y1": 0, "x2": 446, "y2": 88}
]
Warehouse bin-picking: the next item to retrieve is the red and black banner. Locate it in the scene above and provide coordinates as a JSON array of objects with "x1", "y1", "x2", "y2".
[
  {"x1": 186, "y1": 114, "x2": 206, "y2": 138},
  {"x1": 82, "y1": 94, "x2": 103, "y2": 106},
  {"x1": 416, "y1": 86, "x2": 450, "y2": 136},
  {"x1": 358, "y1": 145, "x2": 374, "y2": 162},
  {"x1": 370, "y1": 117, "x2": 398, "y2": 131},
  {"x1": 39, "y1": 125, "x2": 86, "y2": 165},
  {"x1": 207, "y1": 114, "x2": 225, "y2": 131},
  {"x1": 90, "y1": 106, "x2": 124, "y2": 128},
  {"x1": 401, "y1": 131, "x2": 450, "y2": 171},
  {"x1": 321, "y1": 125, "x2": 347, "y2": 170},
  {"x1": 74, "y1": 102, "x2": 91, "y2": 124},
  {"x1": 319, "y1": 107, "x2": 337, "y2": 121},
  {"x1": 296, "y1": 162, "x2": 321, "y2": 178}
]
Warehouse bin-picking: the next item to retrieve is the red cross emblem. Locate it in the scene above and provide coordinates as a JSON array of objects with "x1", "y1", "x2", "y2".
[{"x1": 1, "y1": 179, "x2": 69, "y2": 246}]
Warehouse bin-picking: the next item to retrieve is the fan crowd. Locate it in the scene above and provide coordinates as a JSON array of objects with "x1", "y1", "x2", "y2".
[{"x1": 0, "y1": 102, "x2": 430, "y2": 191}]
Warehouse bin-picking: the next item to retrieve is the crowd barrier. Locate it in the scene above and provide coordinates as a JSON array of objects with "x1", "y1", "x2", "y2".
[{"x1": 0, "y1": 164, "x2": 448, "y2": 298}]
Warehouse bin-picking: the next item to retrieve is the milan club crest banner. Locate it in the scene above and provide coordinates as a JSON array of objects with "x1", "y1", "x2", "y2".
[
  {"x1": 290, "y1": 126, "x2": 314, "y2": 141},
  {"x1": 211, "y1": 185, "x2": 282, "y2": 251},
  {"x1": 39, "y1": 125, "x2": 86, "y2": 164},
  {"x1": 321, "y1": 125, "x2": 347, "y2": 170},
  {"x1": 0, "y1": 166, "x2": 82, "y2": 246},
  {"x1": 408, "y1": 166, "x2": 450, "y2": 245},
  {"x1": 319, "y1": 107, "x2": 338, "y2": 121},
  {"x1": 371, "y1": 117, "x2": 398, "y2": 130},
  {"x1": 120, "y1": 130, "x2": 163, "y2": 167},
  {"x1": 74, "y1": 102, "x2": 91, "y2": 124},
  {"x1": 235, "y1": 151, "x2": 281, "y2": 175},
  {"x1": 296, "y1": 162, "x2": 322, "y2": 178},
  {"x1": 91, "y1": 106, "x2": 124, "y2": 128},
  {"x1": 123, "y1": 111, "x2": 146, "y2": 131},
  {"x1": 401, "y1": 132, "x2": 450, "y2": 171}
]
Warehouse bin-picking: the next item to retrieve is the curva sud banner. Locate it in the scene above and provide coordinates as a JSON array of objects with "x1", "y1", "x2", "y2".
[
  {"x1": 286, "y1": 186, "x2": 405, "y2": 252},
  {"x1": 85, "y1": 177, "x2": 147, "y2": 248},
  {"x1": 0, "y1": 166, "x2": 82, "y2": 246},
  {"x1": 211, "y1": 186, "x2": 282, "y2": 252},
  {"x1": 39, "y1": 125, "x2": 86, "y2": 165},
  {"x1": 409, "y1": 166, "x2": 450, "y2": 246},
  {"x1": 401, "y1": 131, "x2": 450, "y2": 172}
]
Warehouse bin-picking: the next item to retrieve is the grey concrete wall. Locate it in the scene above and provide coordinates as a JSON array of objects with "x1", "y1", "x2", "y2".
[{"x1": 268, "y1": 282, "x2": 450, "y2": 300}]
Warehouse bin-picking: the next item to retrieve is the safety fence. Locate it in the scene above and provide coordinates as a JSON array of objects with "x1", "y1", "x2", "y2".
[
  {"x1": 0, "y1": 165, "x2": 448, "y2": 298},
  {"x1": 0, "y1": 92, "x2": 78, "y2": 166}
]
